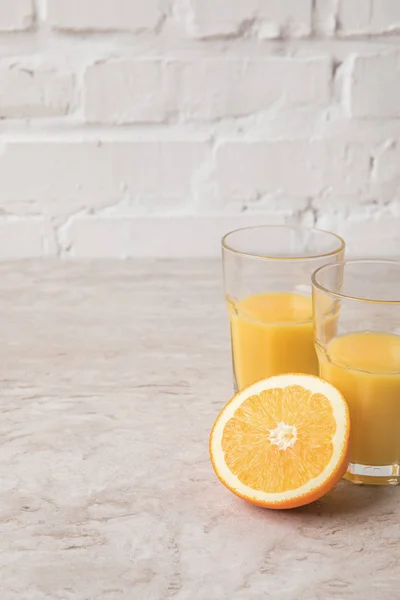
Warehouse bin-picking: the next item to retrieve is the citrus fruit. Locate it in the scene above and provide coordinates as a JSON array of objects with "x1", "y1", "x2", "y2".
[{"x1": 210, "y1": 374, "x2": 350, "y2": 509}]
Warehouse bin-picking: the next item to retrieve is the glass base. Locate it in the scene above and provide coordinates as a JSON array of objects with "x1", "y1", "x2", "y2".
[{"x1": 345, "y1": 462, "x2": 400, "y2": 485}]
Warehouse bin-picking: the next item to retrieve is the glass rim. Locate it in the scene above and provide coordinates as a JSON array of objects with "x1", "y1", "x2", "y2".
[
  {"x1": 221, "y1": 225, "x2": 345, "y2": 262},
  {"x1": 312, "y1": 259, "x2": 400, "y2": 305}
]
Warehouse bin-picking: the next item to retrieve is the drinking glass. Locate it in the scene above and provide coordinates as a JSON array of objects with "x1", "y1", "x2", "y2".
[
  {"x1": 313, "y1": 260, "x2": 400, "y2": 485},
  {"x1": 222, "y1": 226, "x2": 345, "y2": 392}
]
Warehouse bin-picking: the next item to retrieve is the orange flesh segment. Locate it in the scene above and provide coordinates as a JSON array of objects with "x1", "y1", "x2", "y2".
[{"x1": 221, "y1": 385, "x2": 336, "y2": 494}]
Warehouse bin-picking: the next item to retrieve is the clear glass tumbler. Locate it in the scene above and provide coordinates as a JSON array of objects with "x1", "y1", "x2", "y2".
[
  {"x1": 313, "y1": 260, "x2": 400, "y2": 485},
  {"x1": 222, "y1": 225, "x2": 345, "y2": 392}
]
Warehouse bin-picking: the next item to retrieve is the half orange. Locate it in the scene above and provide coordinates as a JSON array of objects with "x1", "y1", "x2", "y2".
[{"x1": 210, "y1": 374, "x2": 350, "y2": 509}]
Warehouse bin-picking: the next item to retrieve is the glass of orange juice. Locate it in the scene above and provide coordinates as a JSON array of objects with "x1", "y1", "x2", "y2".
[
  {"x1": 313, "y1": 259, "x2": 400, "y2": 486},
  {"x1": 222, "y1": 226, "x2": 345, "y2": 392}
]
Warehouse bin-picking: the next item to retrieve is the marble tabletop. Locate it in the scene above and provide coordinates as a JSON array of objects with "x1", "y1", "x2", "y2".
[{"x1": 0, "y1": 260, "x2": 399, "y2": 600}]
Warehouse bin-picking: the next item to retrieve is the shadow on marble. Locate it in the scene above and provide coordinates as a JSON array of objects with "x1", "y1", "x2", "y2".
[
  {"x1": 293, "y1": 480, "x2": 396, "y2": 517},
  {"x1": 240, "y1": 479, "x2": 396, "y2": 520}
]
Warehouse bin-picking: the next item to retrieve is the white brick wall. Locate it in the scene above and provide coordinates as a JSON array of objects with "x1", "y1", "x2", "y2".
[
  {"x1": 47, "y1": 0, "x2": 162, "y2": 32},
  {"x1": 84, "y1": 57, "x2": 331, "y2": 123},
  {"x1": 348, "y1": 53, "x2": 400, "y2": 118},
  {"x1": 0, "y1": 0, "x2": 34, "y2": 32},
  {"x1": 181, "y1": 0, "x2": 312, "y2": 39},
  {"x1": 0, "y1": 66, "x2": 74, "y2": 117},
  {"x1": 338, "y1": 0, "x2": 400, "y2": 36},
  {"x1": 0, "y1": 0, "x2": 399, "y2": 258}
]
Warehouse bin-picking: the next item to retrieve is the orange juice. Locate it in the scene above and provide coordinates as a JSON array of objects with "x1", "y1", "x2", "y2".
[
  {"x1": 228, "y1": 292, "x2": 318, "y2": 390},
  {"x1": 318, "y1": 332, "x2": 400, "y2": 484}
]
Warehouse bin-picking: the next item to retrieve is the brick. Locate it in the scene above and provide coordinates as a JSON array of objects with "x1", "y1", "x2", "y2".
[
  {"x1": 370, "y1": 142, "x2": 400, "y2": 201},
  {"x1": 372, "y1": 142, "x2": 398, "y2": 183},
  {"x1": 84, "y1": 57, "x2": 331, "y2": 124},
  {"x1": 338, "y1": 0, "x2": 371, "y2": 35},
  {"x1": 0, "y1": 0, "x2": 33, "y2": 32},
  {"x1": 216, "y1": 141, "x2": 370, "y2": 201},
  {"x1": 47, "y1": 0, "x2": 161, "y2": 32},
  {"x1": 316, "y1": 210, "x2": 400, "y2": 257},
  {"x1": 0, "y1": 218, "x2": 56, "y2": 258},
  {"x1": 0, "y1": 67, "x2": 74, "y2": 118},
  {"x1": 185, "y1": 0, "x2": 311, "y2": 39},
  {"x1": 84, "y1": 60, "x2": 177, "y2": 124},
  {"x1": 314, "y1": 0, "x2": 338, "y2": 36},
  {"x1": 339, "y1": 0, "x2": 400, "y2": 35},
  {"x1": 347, "y1": 53, "x2": 400, "y2": 119},
  {"x1": 257, "y1": 0, "x2": 312, "y2": 37},
  {"x1": 370, "y1": 0, "x2": 400, "y2": 33},
  {"x1": 60, "y1": 215, "x2": 290, "y2": 258},
  {"x1": 183, "y1": 0, "x2": 256, "y2": 38},
  {"x1": 179, "y1": 57, "x2": 331, "y2": 119},
  {"x1": 0, "y1": 142, "x2": 209, "y2": 212}
]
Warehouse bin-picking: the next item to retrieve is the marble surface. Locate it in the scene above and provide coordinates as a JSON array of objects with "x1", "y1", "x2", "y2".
[{"x1": 0, "y1": 260, "x2": 399, "y2": 600}]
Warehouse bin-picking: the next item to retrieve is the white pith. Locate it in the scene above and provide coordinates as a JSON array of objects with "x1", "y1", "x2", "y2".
[
  {"x1": 211, "y1": 374, "x2": 349, "y2": 504},
  {"x1": 268, "y1": 421, "x2": 298, "y2": 450}
]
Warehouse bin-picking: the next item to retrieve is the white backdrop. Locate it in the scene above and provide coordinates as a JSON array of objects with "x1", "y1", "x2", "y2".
[{"x1": 1, "y1": 0, "x2": 400, "y2": 258}]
